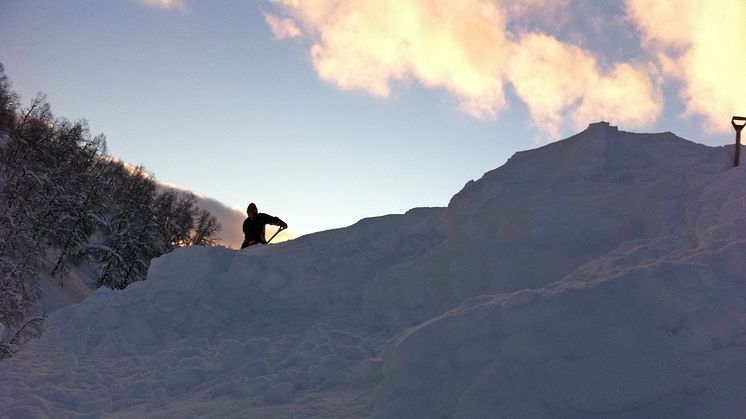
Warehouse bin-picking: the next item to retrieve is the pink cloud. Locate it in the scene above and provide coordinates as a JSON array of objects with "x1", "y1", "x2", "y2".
[
  {"x1": 272, "y1": 0, "x2": 508, "y2": 118},
  {"x1": 267, "y1": 0, "x2": 663, "y2": 137},
  {"x1": 265, "y1": 12, "x2": 302, "y2": 39},
  {"x1": 137, "y1": 0, "x2": 187, "y2": 12},
  {"x1": 626, "y1": 0, "x2": 746, "y2": 133}
]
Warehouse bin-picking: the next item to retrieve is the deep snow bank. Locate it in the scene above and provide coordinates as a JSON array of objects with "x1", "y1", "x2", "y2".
[
  {"x1": 374, "y1": 206, "x2": 746, "y2": 418},
  {"x1": 0, "y1": 207, "x2": 445, "y2": 418},
  {"x1": 363, "y1": 123, "x2": 730, "y2": 326},
  {"x1": 1, "y1": 123, "x2": 744, "y2": 418},
  {"x1": 371, "y1": 125, "x2": 746, "y2": 418}
]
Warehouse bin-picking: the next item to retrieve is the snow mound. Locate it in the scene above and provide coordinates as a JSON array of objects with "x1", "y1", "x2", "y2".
[
  {"x1": 0, "y1": 208, "x2": 445, "y2": 418},
  {"x1": 2, "y1": 123, "x2": 745, "y2": 418},
  {"x1": 374, "y1": 171, "x2": 746, "y2": 417},
  {"x1": 364, "y1": 123, "x2": 730, "y2": 326}
]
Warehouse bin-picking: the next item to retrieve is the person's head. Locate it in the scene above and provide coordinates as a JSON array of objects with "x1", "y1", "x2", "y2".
[{"x1": 247, "y1": 202, "x2": 258, "y2": 217}]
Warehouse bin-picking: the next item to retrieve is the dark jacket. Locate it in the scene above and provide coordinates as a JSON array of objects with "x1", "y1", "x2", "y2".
[{"x1": 241, "y1": 213, "x2": 283, "y2": 248}]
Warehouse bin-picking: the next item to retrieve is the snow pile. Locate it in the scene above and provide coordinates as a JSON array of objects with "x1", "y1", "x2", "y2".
[
  {"x1": 371, "y1": 124, "x2": 746, "y2": 418},
  {"x1": 364, "y1": 122, "x2": 730, "y2": 325},
  {"x1": 2, "y1": 123, "x2": 745, "y2": 418},
  {"x1": 0, "y1": 209, "x2": 445, "y2": 418}
]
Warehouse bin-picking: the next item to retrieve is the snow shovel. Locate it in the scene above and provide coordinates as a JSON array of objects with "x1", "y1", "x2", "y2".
[
  {"x1": 266, "y1": 226, "x2": 286, "y2": 244},
  {"x1": 730, "y1": 116, "x2": 746, "y2": 167},
  {"x1": 733, "y1": 116, "x2": 746, "y2": 167}
]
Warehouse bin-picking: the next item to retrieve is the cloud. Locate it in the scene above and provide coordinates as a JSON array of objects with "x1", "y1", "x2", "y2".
[
  {"x1": 159, "y1": 182, "x2": 248, "y2": 248},
  {"x1": 269, "y1": 0, "x2": 509, "y2": 119},
  {"x1": 507, "y1": 33, "x2": 660, "y2": 136},
  {"x1": 266, "y1": 0, "x2": 663, "y2": 136},
  {"x1": 192, "y1": 200, "x2": 245, "y2": 247},
  {"x1": 265, "y1": 13, "x2": 302, "y2": 39},
  {"x1": 626, "y1": 0, "x2": 746, "y2": 133},
  {"x1": 137, "y1": 0, "x2": 187, "y2": 12}
]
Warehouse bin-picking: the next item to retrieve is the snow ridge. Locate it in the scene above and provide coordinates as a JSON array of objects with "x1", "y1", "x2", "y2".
[{"x1": 2, "y1": 123, "x2": 745, "y2": 418}]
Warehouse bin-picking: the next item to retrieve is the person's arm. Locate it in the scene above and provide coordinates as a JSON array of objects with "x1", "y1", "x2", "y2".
[{"x1": 258, "y1": 213, "x2": 288, "y2": 229}]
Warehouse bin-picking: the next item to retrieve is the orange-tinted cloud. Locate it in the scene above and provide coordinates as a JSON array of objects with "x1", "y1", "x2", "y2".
[
  {"x1": 270, "y1": 0, "x2": 508, "y2": 119},
  {"x1": 157, "y1": 182, "x2": 245, "y2": 248},
  {"x1": 267, "y1": 0, "x2": 662, "y2": 137},
  {"x1": 137, "y1": 0, "x2": 187, "y2": 12},
  {"x1": 626, "y1": 0, "x2": 746, "y2": 133},
  {"x1": 506, "y1": 34, "x2": 659, "y2": 136},
  {"x1": 571, "y1": 63, "x2": 662, "y2": 133},
  {"x1": 265, "y1": 12, "x2": 302, "y2": 39}
]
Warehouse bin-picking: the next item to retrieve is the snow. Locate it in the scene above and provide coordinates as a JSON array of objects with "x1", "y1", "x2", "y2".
[
  {"x1": 36, "y1": 261, "x2": 94, "y2": 314},
  {"x1": 2, "y1": 122, "x2": 745, "y2": 418}
]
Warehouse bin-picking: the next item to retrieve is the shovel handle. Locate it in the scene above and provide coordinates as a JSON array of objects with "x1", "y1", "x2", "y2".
[
  {"x1": 266, "y1": 226, "x2": 286, "y2": 244},
  {"x1": 734, "y1": 116, "x2": 745, "y2": 167}
]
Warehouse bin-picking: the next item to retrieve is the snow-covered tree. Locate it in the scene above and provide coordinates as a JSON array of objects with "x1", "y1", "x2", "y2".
[
  {"x1": 0, "y1": 71, "x2": 46, "y2": 358},
  {"x1": 49, "y1": 124, "x2": 108, "y2": 284},
  {"x1": 94, "y1": 164, "x2": 157, "y2": 289},
  {"x1": 190, "y1": 208, "x2": 220, "y2": 246},
  {"x1": 0, "y1": 64, "x2": 222, "y2": 357},
  {"x1": 0, "y1": 63, "x2": 18, "y2": 134}
]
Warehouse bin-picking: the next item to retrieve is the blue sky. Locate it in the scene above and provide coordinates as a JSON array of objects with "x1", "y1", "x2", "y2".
[{"x1": 1, "y1": 0, "x2": 743, "y2": 246}]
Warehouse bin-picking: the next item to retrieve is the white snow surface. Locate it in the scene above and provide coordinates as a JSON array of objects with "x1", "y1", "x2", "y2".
[{"x1": 2, "y1": 122, "x2": 745, "y2": 418}]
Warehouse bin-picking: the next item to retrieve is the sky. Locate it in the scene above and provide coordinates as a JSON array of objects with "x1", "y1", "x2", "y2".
[{"x1": 1, "y1": 0, "x2": 744, "y2": 248}]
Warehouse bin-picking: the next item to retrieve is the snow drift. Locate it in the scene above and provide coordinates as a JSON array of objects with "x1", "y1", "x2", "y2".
[{"x1": 1, "y1": 122, "x2": 745, "y2": 418}]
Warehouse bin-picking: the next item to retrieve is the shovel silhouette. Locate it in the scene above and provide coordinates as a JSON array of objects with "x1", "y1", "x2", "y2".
[{"x1": 733, "y1": 116, "x2": 746, "y2": 167}]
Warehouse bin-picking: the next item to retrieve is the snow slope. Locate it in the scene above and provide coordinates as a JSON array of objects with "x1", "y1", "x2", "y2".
[{"x1": 2, "y1": 122, "x2": 745, "y2": 418}]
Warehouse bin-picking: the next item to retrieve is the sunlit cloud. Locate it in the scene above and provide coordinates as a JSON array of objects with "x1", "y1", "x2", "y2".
[
  {"x1": 137, "y1": 0, "x2": 187, "y2": 12},
  {"x1": 190, "y1": 196, "x2": 246, "y2": 248},
  {"x1": 267, "y1": 0, "x2": 663, "y2": 135},
  {"x1": 156, "y1": 182, "x2": 245, "y2": 248},
  {"x1": 570, "y1": 63, "x2": 662, "y2": 133},
  {"x1": 266, "y1": 0, "x2": 663, "y2": 137},
  {"x1": 269, "y1": 0, "x2": 509, "y2": 119},
  {"x1": 626, "y1": 0, "x2": 746, "y2": 133},
  {"x1": 507, "y1": 33, "x2": 660, "y2": 136},
  {"x1": 265, "y1": 12, "x2": 302, "y2": 39},
  {"x1": 100, "y1": 158, "x2": 253, "y2": 248}
]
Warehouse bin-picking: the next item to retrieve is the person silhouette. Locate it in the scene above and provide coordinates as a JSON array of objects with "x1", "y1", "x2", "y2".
[{"x1": 240, "y1": 203, "x2": 287, "y2": 248}]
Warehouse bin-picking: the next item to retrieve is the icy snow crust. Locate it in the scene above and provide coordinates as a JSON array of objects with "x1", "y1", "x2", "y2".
[{"x1": 2, "y1": 124, "x2": 745, "y2": 418}]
